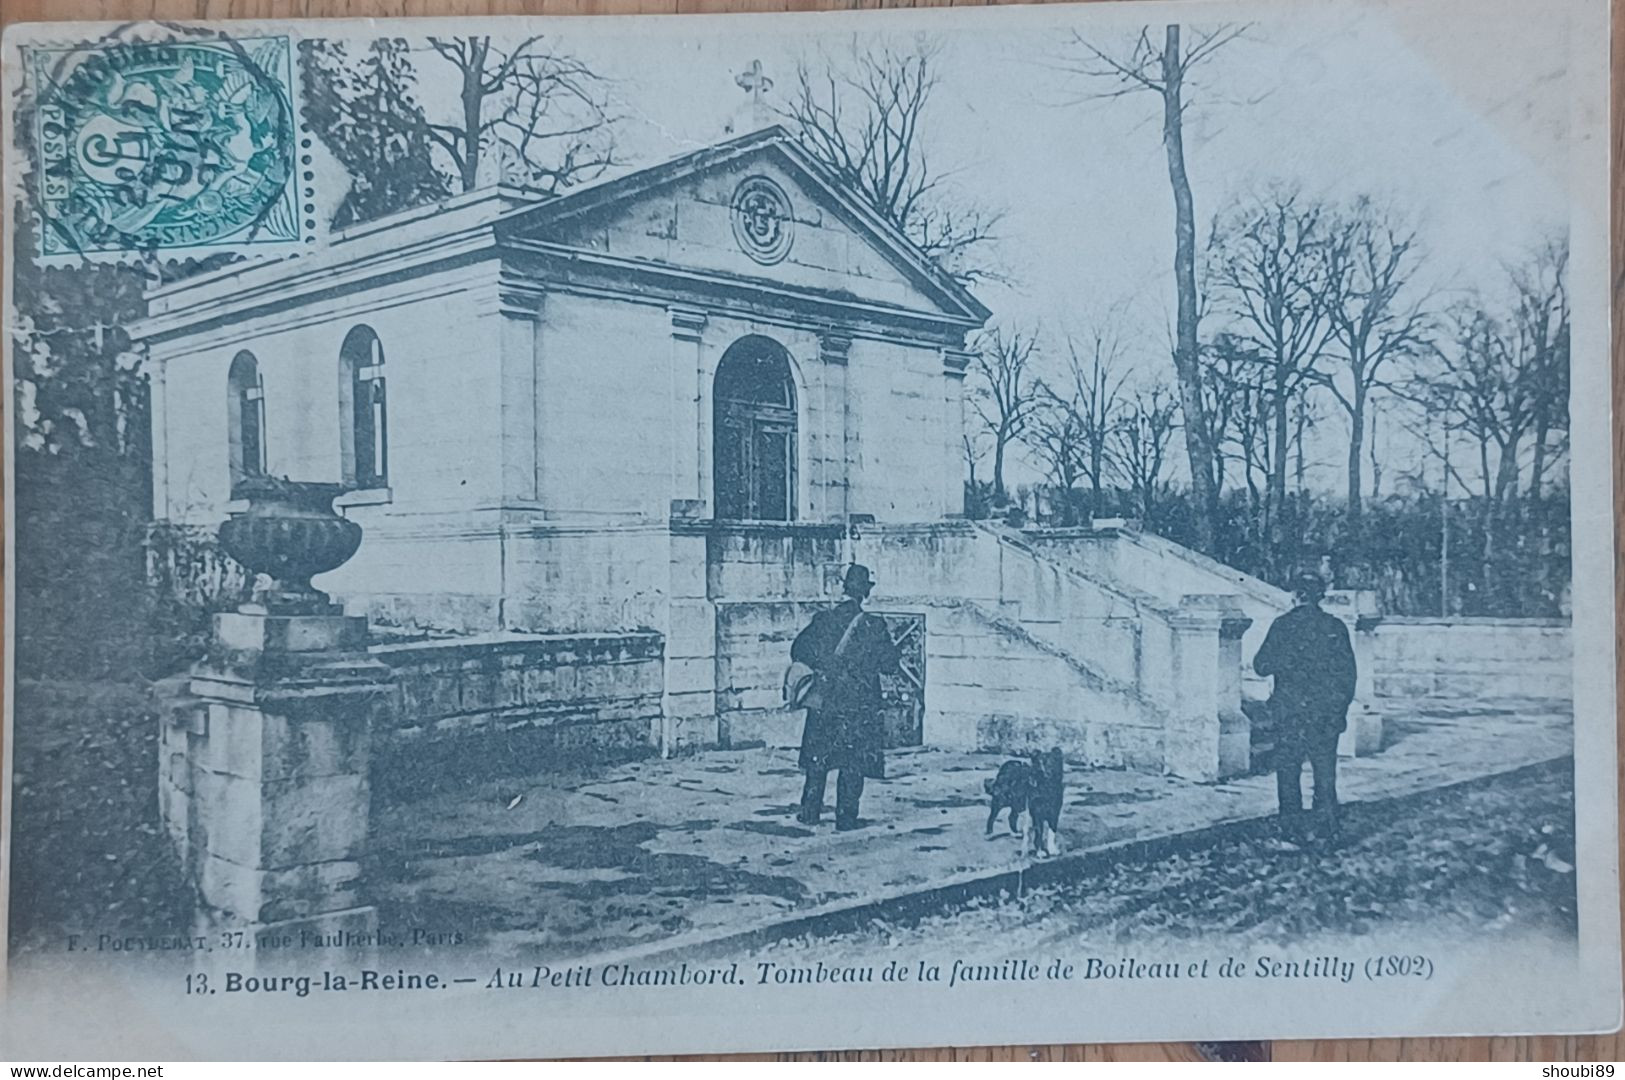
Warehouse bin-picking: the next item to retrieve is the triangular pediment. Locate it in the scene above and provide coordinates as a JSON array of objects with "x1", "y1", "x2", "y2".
[{"x1": 497, "y1": 127, "x2": 988, "y2": 327}]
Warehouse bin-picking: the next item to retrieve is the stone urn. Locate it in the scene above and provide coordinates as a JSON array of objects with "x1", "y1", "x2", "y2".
[{"x1": 218, "y1": 477, "x2": 362, "y2": 614}]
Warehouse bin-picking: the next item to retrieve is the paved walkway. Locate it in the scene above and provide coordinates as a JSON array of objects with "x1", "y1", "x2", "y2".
[{"x1": 369, "y1": 699, "x2": 1571, "y2": 964}]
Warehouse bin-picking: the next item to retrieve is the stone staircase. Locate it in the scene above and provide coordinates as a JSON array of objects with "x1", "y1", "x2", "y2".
[
  {"x1": 922, "y1": 597, "x2": 1169, "y2": 773},
  {"x1": 844, "y1": 522, "x2": 1255, "y2": 781},
  {"x1": 1012, "y1": 522, "x2": 1292, "y2": 703}
]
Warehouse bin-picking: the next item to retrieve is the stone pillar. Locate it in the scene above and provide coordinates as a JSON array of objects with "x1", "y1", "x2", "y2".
[
  {"x1": 165, "y1": 609, "x2": 392, "y2": 940},
  {"x1": 493, "y1": 274, "x2": 544, "y2": 506},
  {"x1": 1157, "y1": 602, "x2": 1223, "y2": 782},
  {"x1": 1325, "y1": 589, "x2": 1384, "y2": 756},
  {"x1": 669, "y1": 306, "x2": 708, "y2": 514},
  {"x1": 818, "y1": 331, "x2": 852, "y2": 521},
  {"x1": 942, "y1": 348, "x2": 973, "y2": 518},
  {"x1": 662, "y1": 309, "x2": 716, "y2": 756},
  {"x1": 147, "y1": 352, "x2": 170, "y2": 520},
  {"x1": 661, "y1": 515, "x2": 718, "y2": 756},
  {"x1": 160, "y1": 481, "x2": 394, "y2": 946},
  {"x1": 1154, "y1": 596, "x2": 1252, "y2": 782},
  {"x1": 1215, "y1": 606, "x2": 1254, "y2": 778}
]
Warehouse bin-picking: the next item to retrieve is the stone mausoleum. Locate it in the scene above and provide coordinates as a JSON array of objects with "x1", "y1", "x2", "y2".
[{"x1": 136, "y1": 126, "x2": 1331, "y2": 792}]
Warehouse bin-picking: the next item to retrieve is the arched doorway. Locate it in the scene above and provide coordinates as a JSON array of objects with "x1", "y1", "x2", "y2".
[{"x1": 713, "y1": 336, "x2": 796, "y2": 521}]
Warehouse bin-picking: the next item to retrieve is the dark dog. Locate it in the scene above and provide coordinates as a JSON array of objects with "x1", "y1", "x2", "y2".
[
  {"x1": 982, "y1": 749, "x2": 1066, "y2": 856},
  {"x1": 1027, "y1": 747, "x2": 1065, "y2": 857},
  {"x1": 984, "y1": 757, "x2": 1036, "y2": 837}
]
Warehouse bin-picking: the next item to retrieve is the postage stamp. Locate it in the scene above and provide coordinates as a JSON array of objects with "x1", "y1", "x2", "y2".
[{"x1": 22, "y1": 34, "x2": 307, "y2": 261}]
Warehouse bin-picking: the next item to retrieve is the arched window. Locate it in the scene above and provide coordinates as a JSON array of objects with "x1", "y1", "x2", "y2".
[
  {"x1": 339, "y1": 326, "x2": 388, "y2": 489},
  {"x1": 713, "y1": 336, "x2": 796, "y2": 521},
  {"x1": 227, "y1": 350, "x2": 266, "y2": 486}
]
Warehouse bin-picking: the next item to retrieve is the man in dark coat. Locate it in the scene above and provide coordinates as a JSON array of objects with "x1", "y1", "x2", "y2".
[
  {"x1": 1253, "y1": 573, "x2": 1358, "y2": 848},
  {"x1": 790, "y1": 563, "x2": 900, "y2": 830}
]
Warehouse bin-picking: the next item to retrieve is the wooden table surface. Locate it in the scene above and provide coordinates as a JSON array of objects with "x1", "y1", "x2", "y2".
[{"x1": 0, "y1": 0, "x2": 1620, "y2": 1063}]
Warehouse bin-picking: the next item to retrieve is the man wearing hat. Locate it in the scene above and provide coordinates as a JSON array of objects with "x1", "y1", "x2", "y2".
[
  {"x1": 1253, "y1": 573, "x2": 1358, "y2": 849},
  {"x1": 790, "y1": 564, "x2": 901, "y2": 830}
]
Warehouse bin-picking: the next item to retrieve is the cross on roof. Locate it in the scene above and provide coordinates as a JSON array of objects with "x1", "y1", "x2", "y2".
[{"x1": 735, "y1": 59, "x2": 772, "y2": 105}]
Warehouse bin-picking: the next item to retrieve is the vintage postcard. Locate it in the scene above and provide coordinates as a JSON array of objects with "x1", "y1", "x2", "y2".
[{"x1": 1, "y1": 0, "x2": 1617, "y2": 1059}]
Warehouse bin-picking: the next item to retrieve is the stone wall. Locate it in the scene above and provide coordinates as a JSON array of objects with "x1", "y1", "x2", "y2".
[
  {"x1": 705, "y1": 523, "x2": 846, "y2": 752},
  {"x1": 705, "y1": 520, "x2": 1249, "y2": 780},
  {"x1": 1023, "y1": 524, "x2": 1290, "y2": 697},
  {"x1": 1371, "y1": 618, "x2": 1572, "y2": 705},
  {"x1": 926, "y1": 601, "x2": 1168, "y2": 767},
  {"x1": 148, "y1": 256, "x2": 508, "y2": 528},
  {"x1": 367, "y1": 631, "x2": 664, "y2": 791},
  {"x1": 713, "y1": 597, "x2": 1169, "y2": 769},
  {"x1": 713, "y1": 599, "x2": 825, "y2": 748},
  {"x1": 709, "y1": 521, "x2": 848, "y2": 601}
]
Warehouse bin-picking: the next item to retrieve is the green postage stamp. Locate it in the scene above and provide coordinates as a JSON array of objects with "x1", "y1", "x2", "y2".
[{"x1": 23, "y1": 34, "x2": 306, "y2": 260}]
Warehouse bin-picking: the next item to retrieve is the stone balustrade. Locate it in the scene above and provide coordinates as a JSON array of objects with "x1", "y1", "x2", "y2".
[{"x1": 368, "y1": 630, "x2": 665, "y2": 789}]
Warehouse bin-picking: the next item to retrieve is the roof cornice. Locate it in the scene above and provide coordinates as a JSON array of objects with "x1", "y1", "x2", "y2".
[
  {"x1": 129, "y1": 125, "x2": 992, "y2": 344},
  {"x1": 130, "y1": 226, "x2": 500, "y2": 345},
  {"x1": 501, "y1": 237, "x2": 981, "y2": 343}
]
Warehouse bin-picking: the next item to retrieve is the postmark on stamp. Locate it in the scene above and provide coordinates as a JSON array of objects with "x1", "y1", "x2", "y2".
[{"x1": 23, "y1": 34, "x2": 309, "y2": 261}]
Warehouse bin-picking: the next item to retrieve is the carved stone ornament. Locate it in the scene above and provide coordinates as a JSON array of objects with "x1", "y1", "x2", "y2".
[
  {"x1": 218, "y1": 477, "x2": 363, "y2": 614},
  {"x1": 730, "y1": 175, "x2": 795, "y2": 265}
]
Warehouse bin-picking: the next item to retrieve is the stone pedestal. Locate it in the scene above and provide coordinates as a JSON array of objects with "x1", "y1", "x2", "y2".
[
  {"x1": 1338, "y1": 706, "x2": 1383, "y2": 757},
  {"x1": 1215, "y1": 607, "x2": 1255, "y2": 779},
  {"x1": 1324, "y1": 589, "x2": 1383, "y2": 757},
  {"x1": 161, "y1": 610, "x2": 394, "y2": 941},
  {"x1": 1159, "y1": 597, "x2": 1253, "y2": 782}
]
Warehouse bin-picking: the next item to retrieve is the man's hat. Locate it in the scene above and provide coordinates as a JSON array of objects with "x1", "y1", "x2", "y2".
[
  {"x1": 1290, "y1": 573, "x2": 1327, "y2": 601},
  {"x1": 843, "y1": 563, "x2": 876, "y2": 594}
]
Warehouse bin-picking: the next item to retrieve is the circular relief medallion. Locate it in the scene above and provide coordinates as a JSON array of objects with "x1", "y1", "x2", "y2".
[{"x1": 731, "y1": 176, "x2": 794, "y2": 265}]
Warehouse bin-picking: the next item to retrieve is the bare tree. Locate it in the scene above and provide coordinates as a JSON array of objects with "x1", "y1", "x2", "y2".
[
  {"x1": 1200, "y1": 332, "x2": 1258, "y2": 498},
  {"x1": 1113, "y1": 384, "x2": 1180, "y2": 522},
  {"x1": 1368, "y1": 396, "x2": 1387, "y2": 501},
  {"x1": 1392, "y1": 240, "x2": 1569, "y2": 618},
  {"x1": 1022, "y1": 385, "x2": 1089, "y2": 523},
  {"x1": 1051, "y1": 24, "x2": 1246, "y2": 550},
  {"x1": 1424, "y1": 240, "x2": 1568, "y2": 503},
  {"x1": 301, "y1": 38, "x2": 451, "y2": 227},
  {"x1": 968, "y1": 326, "x2": 1042, "y2": 505},
  {"x1": 1398, "y1": 294, "x2": 1549, "y2": 616},
  {"x1": 1062, "y1": 328, "x2": 1130, "y2": 507},
  {"x1": 1315, "y1": 198, "x2": 1433, "y2": 525},
  {"x1": 1209, "y1": 186, "x2": 1336, "y2": 564},
  {"x1": 1412, "y1": 304, "x2": 1535, "y2": 504},
  {"x1": 960, "y1": 428, "x2": 992, "y2": 517},
  {"x1": 1509, "y1": 237, "x2": 1570, "y2": 501},
  {"x1": 779, "y1": 37, "x2": 1000, "y2": 282},
  {"x1": 1242, "y1": 382, "x2": 1276, "y2": 514},
  {"x1": 1392, "y1": 398, "x2": 1475, "y2": 500},
  {"x1": 1021, "y1": 326, "x2": 1128, "y2": 525},
  {"x1": 1292, "y1": 390, "x2": 1326, "y2": 499},
  {"x1": 421, "y1": 35, "x2": 618, "y2": 194},
  {"x1": 962, "y1": 429, "x2": 988, "y2": 490}
]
